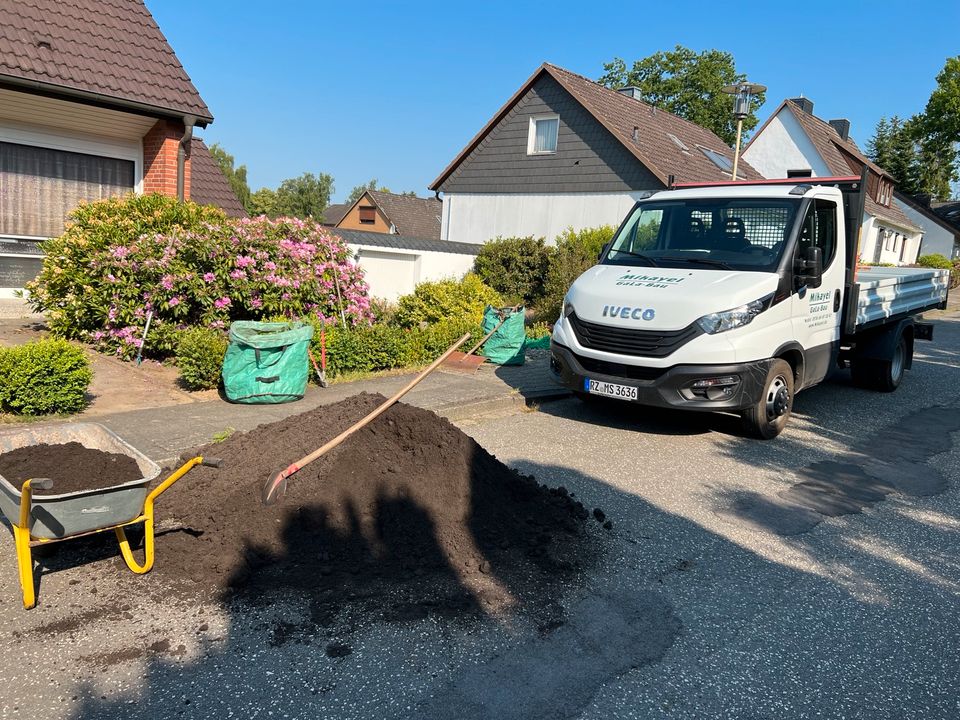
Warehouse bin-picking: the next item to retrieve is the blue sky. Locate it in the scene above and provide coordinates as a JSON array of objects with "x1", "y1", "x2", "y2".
[{"x1": 149, "y1": 0, "x2": 959, "y2": 203}]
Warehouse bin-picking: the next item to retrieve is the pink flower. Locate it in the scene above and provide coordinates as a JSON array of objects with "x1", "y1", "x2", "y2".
[
  {"x1": 229, "y1": 269, "x2": 246, "y2": 280},
  {"x1": 203, "y1": 272, "x2": 216, "y2": 283},
  {"x1": 235, "y1": 255, "x2": 256, "y2": 268},
  {"x1": 168, "y1": 297, "x2": 181, "y2": 307},
  {"x1": 214, "y1": 296, "x2": 231, "y2": 309},
  {"x1": 111, "y1": 246, "x2": 130, "y2": 259},
  {"x1": 161, "y1": 275, "x2": 175, "y2": 291}
]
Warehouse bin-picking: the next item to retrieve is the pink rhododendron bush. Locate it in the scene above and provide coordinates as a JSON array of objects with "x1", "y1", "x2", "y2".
[{"x1": 25, "y1": 194, "x2": 372, "y2": 359}]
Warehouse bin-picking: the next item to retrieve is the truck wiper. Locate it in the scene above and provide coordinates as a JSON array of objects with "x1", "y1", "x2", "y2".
[
  {"x1": 658, "y1": 256, "x2": 734, "y2": 270},
  {"x1": 609, "y1": 249, "x2": 659, "y2": 266}
]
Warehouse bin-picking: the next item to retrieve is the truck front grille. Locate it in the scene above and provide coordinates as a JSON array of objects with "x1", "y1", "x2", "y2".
[
  {"x1": 573, "y1": 353, "x2": 668, "y2": 381},
  {"x1": 568, "y1": 313, "x2": 701, "y2": 358}
]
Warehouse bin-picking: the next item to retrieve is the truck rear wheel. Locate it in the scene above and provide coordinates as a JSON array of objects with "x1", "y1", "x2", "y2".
[
  {"x1": 851, "y1": 334, "x2": 907, "y2": 392},
  {"x1": 741, "y1": 359, "x2": 794, "y2": 440}
]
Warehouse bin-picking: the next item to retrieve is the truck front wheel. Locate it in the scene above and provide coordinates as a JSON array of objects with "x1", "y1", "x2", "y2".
[{"x1": 741, "y1": 359, "x2": 794, "y2": 439}]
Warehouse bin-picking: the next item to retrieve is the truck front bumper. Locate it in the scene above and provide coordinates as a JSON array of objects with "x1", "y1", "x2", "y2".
[{"x1": 550, "y1": 340, "x2": 772, "y2": 412}]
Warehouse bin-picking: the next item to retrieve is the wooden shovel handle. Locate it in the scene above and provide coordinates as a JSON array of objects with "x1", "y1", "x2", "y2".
[{"x1": 270, "y1": 332, "x2": 471, "y2": 487}]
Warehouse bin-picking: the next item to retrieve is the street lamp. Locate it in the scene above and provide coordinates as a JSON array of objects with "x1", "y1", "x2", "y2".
[{"x1": 721, "y1": 81, "x2": 766, "y2": 181}]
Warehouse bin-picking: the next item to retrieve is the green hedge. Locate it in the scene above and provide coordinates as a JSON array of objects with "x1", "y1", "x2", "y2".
[
  {"x1": 394, "y1": 273, "x2": 502, "y2": 328},
  {"x1": 916, "y1": 253, "x2": 954, "y2": 269},
  {"x1": 538, "y1": 225, "x2": 616, "y2": 322},
  {"x1": 473, "y1": 236, "x2": 553, "y2": 305},
  {"x1": 306, "y1": 316, "x2": 483, "y2": 378},
  {"x1": 0, "y1": 339, "x2": 92, "y2": 415},
  {"x1": 175, "y1": 327, "x2": 228, "y2": 390}
]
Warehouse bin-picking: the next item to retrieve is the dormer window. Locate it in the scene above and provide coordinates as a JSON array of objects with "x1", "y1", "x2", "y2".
[
  {"x1": 527, "y1": 115, "x2": 559, "y2": 155},
  {"x1": 698, "y1": 146, "x2": 733, "y2": 173}
]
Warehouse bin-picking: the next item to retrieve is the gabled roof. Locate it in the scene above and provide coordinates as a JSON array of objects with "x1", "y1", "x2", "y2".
[
  {"x1": 0, "y1": 0, "x2": 212, "y2": 124},
  {"x1": 430, "y1": 63, "x2": 761, "y2": 191},
  {"x1": 747, "y1": 100, "x2": 919, "y2": 232},
  {"x1": 931, "y1": 200, "x2": 960, "y2": 234},
  {"x1": 330, "y1": 228, "x2": 480, "y2": 256},
  {"x1": 337, "y1": 190, "x2": 442, "y2": 239},
  {"x1": 895, "y1": 192, "x2": 959, "y2": 241},
  {"x1": 189, "y1": 139, "x2": 247, "y2": 217},
  {"x1": 322, "y1": 203, "x2": 349, "y2": 226}
]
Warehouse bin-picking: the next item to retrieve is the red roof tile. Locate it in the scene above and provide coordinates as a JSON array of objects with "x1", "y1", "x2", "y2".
[
  {"x1": 0, "y1": 0, "x2": 212, "y2": 122},
  {"x1": 189, "y1": 138, "x2": 246, "y2": 217}
]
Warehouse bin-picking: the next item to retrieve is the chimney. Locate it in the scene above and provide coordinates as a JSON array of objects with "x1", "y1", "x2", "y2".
[
  {"x1": 617, "y1": 87, "x2": 642, "y2": 100},
  {"x1": 828, "y1": 119, "x2": 851, "y2": 141},
  {"x1": 789, "y1": 97, "x2": 814, "y2": 115}
]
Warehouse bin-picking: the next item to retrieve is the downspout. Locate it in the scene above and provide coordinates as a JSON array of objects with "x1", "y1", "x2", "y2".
[{"x1": 177, "y1": 116, "x2": 196, "y2": 202}]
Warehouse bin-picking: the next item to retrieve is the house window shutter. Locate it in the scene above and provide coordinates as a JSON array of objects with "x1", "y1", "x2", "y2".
[
  {"x1": 358, "y1": 206, "x2": 376, "y2": 224},
  {"x1": 0, "y1": 141, "x2": 134, "y2": 238}
]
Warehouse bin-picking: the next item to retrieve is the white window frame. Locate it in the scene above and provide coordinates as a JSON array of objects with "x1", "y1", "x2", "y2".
[{"x1": 527, "y1": 114, "x2": 559, "y2": 155}]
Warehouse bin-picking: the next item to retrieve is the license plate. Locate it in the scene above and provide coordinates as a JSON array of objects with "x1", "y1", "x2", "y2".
[{"x1": 584, "y1": 378, "x2": 638, "y2": 401}]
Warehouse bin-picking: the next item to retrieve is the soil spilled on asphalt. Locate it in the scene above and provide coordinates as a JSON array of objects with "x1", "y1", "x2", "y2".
[
  {"x1": 0, "y1": 442, "x2": 143, "y2": 494},
  {"x1": 154, "y1": 393, "x2": 600, "y2": 625}
]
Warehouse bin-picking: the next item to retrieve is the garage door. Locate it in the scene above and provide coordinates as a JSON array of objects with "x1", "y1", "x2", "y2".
[{"x1": 356, "y1": 250, "x2": 418, "y2": 301}]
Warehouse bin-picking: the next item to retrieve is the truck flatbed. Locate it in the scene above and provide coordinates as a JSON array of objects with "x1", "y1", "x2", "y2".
[{"x1": 854, "y1": 266, "x2": 950, "y2": 330}]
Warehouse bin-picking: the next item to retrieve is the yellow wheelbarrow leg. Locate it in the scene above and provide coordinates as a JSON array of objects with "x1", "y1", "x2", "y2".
[
  {"x1": 114, "y1": 456, "x2": 219, "y2": 575},
  {"x1": 14, "y1": 478, "x2": 51, "y2": 610}
]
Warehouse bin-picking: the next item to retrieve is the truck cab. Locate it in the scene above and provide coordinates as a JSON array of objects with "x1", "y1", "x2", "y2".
[{"x1": 550, "y1": 176, "x2": 948, "y2": 438}]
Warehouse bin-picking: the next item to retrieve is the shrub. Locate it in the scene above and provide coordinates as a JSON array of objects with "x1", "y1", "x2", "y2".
[
  {"x1": 0, "y1": 339, "x2": 92, "y2": 415},
  {"x1": 394, "y1": 273, "x2": 502, "y2": 328},
  {"x1": 916, "y1": 253, "x2": 954, "y2": 269},
  {"x1": 525, "y1": 321, "x2": 552, "y2": 340},
  {"x1": 25, "y1": 194, "x2": 373, "y2": 359},
  {"x1": 473, "y1": 236, "x2": 553, "y2": 305},
  {"x1": 537, "y1": 225, "x2": 616, "y2": 322},
  {"x1": 176, "y1": 327, "x2": 229, "y2": 390}
]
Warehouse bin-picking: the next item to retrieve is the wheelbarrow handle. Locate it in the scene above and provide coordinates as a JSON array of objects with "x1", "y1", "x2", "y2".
[
  {"x1": 201, "y1": 457, "x2": 223, "y2": 468},
  {"x1": 27, "y1": 478, "x2": 53, "y2": 491}
]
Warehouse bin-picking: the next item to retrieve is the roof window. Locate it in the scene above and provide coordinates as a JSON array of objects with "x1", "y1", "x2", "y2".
[
  {"x1": 698, "y1": 146, "x2": 733, "y2": 172},
  {"x1": 667, "y1": 133, "x2": 690, "y2": 153}
]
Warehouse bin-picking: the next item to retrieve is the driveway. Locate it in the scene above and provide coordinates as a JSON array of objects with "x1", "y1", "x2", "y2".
[{"x1": 2, "y1": 314, "x2": 959, "y2": 719}]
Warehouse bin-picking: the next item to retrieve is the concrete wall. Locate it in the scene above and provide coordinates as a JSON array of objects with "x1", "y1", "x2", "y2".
[
  {"x1": 441, "y1": 191, "x2": 642, "y2": 245},
  {"x1": 898, "y1": 200, "x2": 959, "y2": 259},
  {"x1": 741, "y1": 110, "x2": 832, "y2": 179},
  {"x1": 348, "y1": 242, "x2": 476, "y2": 302}
]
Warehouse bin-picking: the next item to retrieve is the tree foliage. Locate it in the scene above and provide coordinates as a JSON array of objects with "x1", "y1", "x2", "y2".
[
  {"x1": 599, "y1": 46, "x2": 763, "y2": 145},
  {"x1": 473, "y1": 236, "x2": 553, "y2": 305},
  {"x1": 207, "y1": 143, "x2": 252, "y2": 212},
  {"x1": 537, "y1": 226, "x2": 616, "y2": 322},
  {"x1": 867, "y1": 56, "x2": 960, "y2": 200},
  {"x1": 249, "y1": 172, "x2": 335, "y2": 219},
  {"x1": 346, "y1": 179, "x2": 418, "y2": 204}
]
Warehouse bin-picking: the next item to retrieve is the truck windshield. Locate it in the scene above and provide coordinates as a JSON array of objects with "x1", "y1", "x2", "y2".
[{"x1": 603, "y1": 198, "x2": 802, "y2": 272}]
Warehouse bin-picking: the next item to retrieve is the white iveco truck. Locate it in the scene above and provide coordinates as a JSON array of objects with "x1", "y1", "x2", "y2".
[{"x1": 550, "y1": 174, "x2": 950, "y2": 438}]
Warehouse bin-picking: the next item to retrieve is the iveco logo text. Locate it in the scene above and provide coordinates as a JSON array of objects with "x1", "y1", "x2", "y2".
[{"x1": 602, "y1": 306, "x2": 656, "y2": 321}]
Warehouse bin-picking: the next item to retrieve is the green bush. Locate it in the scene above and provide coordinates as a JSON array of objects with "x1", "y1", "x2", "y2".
[
  {"x1": 394, "y1": 273, "x2": 502, "y2": 328},
  {"x1": 0, "y1": 339, "x2": 92, "y2": 415},
  {"x1": 525, "y1": 321, "x2": 552, "y2": 340},
  {"x1": 916, "y1": 253, "x2": 954, "y2": 269},
  {"x1": 175, "y1": 327, "x2": 228, "y2": 390},
  {"x1": 473, "y1": 236, "x2": 553, "y2": 305},
  {"x1": 537, "y1": 225, "x2": 616, "y2": 322}
]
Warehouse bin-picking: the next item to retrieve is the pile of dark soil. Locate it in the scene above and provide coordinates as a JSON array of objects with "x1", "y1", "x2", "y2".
[
  {"x1": 0, "y1": 442, "x2": 142, "y2": 494},
  {"x1": 155, "y1": 393, "x2": 600, "y2": 624}
]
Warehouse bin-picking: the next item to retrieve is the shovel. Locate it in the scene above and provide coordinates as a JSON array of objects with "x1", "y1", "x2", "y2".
[
  {"x1": 261, "y1": 332, "x2": 471, "y2": 505},
  {"x1": 307, "y1": 327, "x2": 329, "y2": 388},
  {"x1": 440, "y1": 306, "x2": 520, "y2": 375}
]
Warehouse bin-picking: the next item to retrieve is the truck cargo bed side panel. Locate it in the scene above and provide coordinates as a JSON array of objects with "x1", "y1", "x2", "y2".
[{"x1": 855, "y1": 268, "x2": 949, "y2": 329}]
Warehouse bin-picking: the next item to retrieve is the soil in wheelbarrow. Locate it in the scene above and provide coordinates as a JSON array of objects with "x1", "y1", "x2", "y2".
[
  {"x1": 155, "y1": 393, "x2": 603, "y2": 628},
  {"x1": 0, "y1": 442, "x2": 142, "y2": 494}
]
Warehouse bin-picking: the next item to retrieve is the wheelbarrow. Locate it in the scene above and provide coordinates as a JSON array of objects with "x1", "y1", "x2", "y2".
[{"x1": 0, "y1": 423, "x2": 220, "y2": 609}]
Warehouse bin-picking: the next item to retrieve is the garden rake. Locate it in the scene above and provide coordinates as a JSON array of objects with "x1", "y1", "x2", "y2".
[{"x1": 440, "y1": 305, "x2": 520, "y2": 375}]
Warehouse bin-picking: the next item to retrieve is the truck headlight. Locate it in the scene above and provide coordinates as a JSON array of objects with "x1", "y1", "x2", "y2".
[
  {"x1": 696, "y1": 295, "x2": 773, "y2": 334},
  {"x1": 562, "y1": 299, "x2": 576, "y2": 319}
]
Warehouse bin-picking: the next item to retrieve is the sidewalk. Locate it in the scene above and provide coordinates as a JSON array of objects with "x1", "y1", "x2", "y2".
[{"x1": 90, "y1": 349, "x2": 568, "y2": 464}]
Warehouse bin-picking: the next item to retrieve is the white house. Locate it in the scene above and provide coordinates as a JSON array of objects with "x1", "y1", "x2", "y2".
[
  {"x1": 895, "y1": 193, "x2": 959, "y2": 259},
  {"x1": 743, "y1": 98, "x2": 923, "y2": 265},
  {"x1": 430, "y1": 63, "x2": 762, "y2": 245}
]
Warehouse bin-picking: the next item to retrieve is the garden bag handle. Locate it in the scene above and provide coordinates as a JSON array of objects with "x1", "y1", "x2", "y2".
[{"x1": 261, "y1": 332, "x2": 471, "y2": 505}]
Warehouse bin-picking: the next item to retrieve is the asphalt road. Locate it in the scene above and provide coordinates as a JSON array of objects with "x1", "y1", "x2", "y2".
[{"x1": 2, "y1": 313, "x2": 959, "y2": 719}]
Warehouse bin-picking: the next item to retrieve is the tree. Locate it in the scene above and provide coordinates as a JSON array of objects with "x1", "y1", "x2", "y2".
[
  {"x1": 599, "y1": 46, "x2": 764, "y2": 145},
  {"x1": 912, "y1": 56, "x2": 960, "y2": 199},
  {"x1": 248, "y1": 187, "x2": 281, "y2": 218},
  {"x1": 347, "y1": 179, "x2": 388, "y2": 204},
  {"x1": 866, "y1": 116, "x2": 923, "y2": 196},
  {"x1": 274, "y1": 172, "x2": 334, "y2": 219},
  {"x1": 207, "y1": 143, "x2": 251, "y2": 211}
]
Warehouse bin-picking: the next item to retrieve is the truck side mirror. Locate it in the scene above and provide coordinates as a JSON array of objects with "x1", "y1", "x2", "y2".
[
  {"x1": 794, "y1": 246, "x2": 823, "y2": 289},
  {"x1": 598, "y1": 241, "x2": 612, "y2": 261}
]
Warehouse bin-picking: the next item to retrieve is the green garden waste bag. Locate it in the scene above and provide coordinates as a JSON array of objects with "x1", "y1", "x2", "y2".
[
  {"x1": 222, "y1": 321, "x2": 314, "y2": 404},
  {"x1": 482, "y1": 306, "x2": 526, "y2": 366}
]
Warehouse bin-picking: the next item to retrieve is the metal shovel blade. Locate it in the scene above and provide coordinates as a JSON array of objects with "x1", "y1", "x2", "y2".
[
  {"x1": 262, "y1": 472, "x2": 288, "y2": 506},
  {"x1": 439, "y1": 351, "x2": 486, "y2": 375}
]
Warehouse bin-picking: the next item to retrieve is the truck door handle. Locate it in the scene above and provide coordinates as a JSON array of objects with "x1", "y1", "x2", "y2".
[{"x1": 833, "y1": 289, "x2": 841, "y2": 312}]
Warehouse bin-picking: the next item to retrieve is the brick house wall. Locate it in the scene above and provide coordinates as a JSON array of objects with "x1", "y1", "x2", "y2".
[{"x1": 142, "y1": 119, "x2": 190, "y2": 199}]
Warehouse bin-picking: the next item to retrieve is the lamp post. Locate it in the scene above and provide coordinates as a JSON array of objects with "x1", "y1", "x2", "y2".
[{"x1": 721, "y1": 81, "x2": 766, "y2": 181}]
